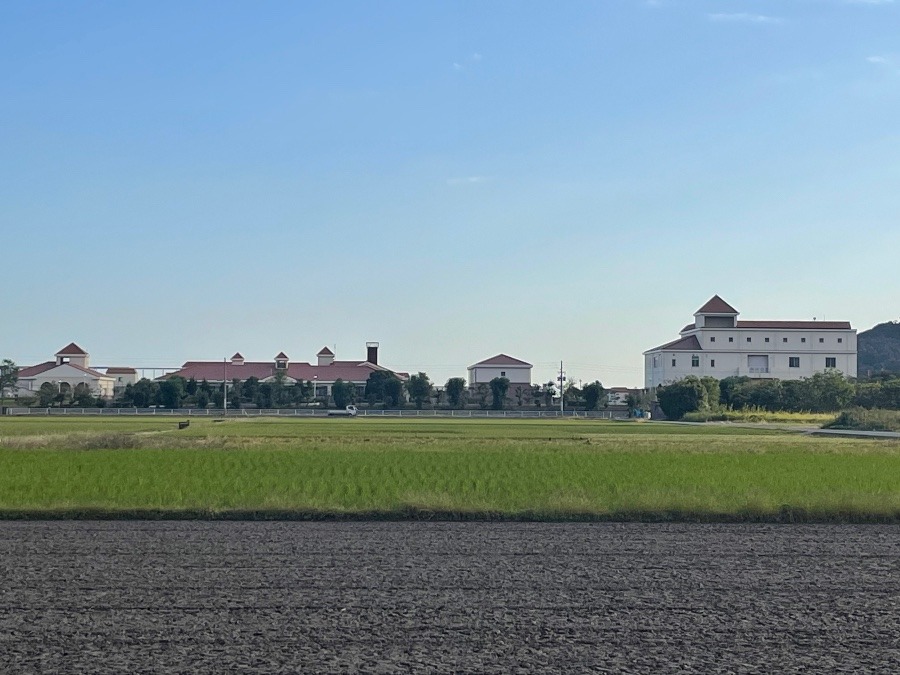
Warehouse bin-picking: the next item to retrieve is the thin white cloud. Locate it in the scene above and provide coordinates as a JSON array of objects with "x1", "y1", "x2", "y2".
[
  {"x1": 452, "y1": 62, "x2": 463, "y2": 71},
  {"x1": 708, "y1": 12, "x2": 784, "y2": 24},
  {"x1": 867, "y1": 55, "x2": 890, "y2": 64},
  {"x1": 471, "y1": 52, "x2": 482, "y2": 62},
  {"x1": 446, "y1": 176, "x2": 492, "y2": 186},
  {"x1": 844, "y1": 0, "x2": 894, "y2": 4}
]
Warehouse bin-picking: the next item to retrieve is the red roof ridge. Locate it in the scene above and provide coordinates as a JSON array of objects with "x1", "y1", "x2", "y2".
[
  {"x1": 645, "y1": 335, "x2": 703, "y2": 353},
  {"x1": 55, "y1": 342, "x2": 88, "y2": 355},
  {"x1": 695, "y1": 295, "x2": 739, "y2": 315},
  {"x1": 469, "y1": 354, "x2": 532, "y2": 368}
]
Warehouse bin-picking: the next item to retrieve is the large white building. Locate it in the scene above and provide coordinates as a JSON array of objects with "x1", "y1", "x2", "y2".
[
  {"x1": 644, "y1": 296, "x2": 857, "y2": 389},
  {"x1": 14, "y1": 343, "x2": 118, "y2": 399}
]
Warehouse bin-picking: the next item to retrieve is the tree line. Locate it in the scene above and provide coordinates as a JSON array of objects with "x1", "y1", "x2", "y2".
[
  {"x1": 656, "y1": 372, "x2": 900, "y2": 420},
  {"x1": 1, "y1": 359, "x2": 612, "y2": 412}
]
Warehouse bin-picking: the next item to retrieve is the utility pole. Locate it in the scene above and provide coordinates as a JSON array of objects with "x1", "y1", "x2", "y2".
[{"x1": 558, "y1": 361, "x2": 565, "y2": 415}]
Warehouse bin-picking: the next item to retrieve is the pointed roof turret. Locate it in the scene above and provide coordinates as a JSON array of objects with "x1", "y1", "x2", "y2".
[
  {"x1": 55, "y1": 342, "x2": 88, "y2": 356},
  {"x1": 695, "y1": 295, "x2": 738, "y2": 315}
]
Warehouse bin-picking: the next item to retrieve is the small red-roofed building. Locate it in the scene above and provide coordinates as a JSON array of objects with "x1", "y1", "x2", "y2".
[
  {"x1": 644, "y1": 296, "x2": 857, "y2": 388},
  {"x1": 467, "y1": 354, "x2": 532, "y2": 387}
]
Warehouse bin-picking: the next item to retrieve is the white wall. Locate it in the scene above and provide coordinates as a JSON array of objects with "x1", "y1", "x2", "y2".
[{"x1": 468, "y1": 365, "x2": 531, "y2": 386}]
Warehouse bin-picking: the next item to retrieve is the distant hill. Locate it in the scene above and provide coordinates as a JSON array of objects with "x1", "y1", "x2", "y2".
[{"x1": 858, "y1": 321, "x2": 900, "y2": 376}]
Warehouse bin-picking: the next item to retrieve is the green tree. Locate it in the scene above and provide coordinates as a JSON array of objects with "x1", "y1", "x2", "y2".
[
  {"x1": 406, "y1": 372, "x2": 433, "y2": 410},
  {"x1": 513, "y1": 386, "x2": 526, "y2": 407},
  {"x1": 543, "y1": 382, "x2": 556, "y2": 408},
  {"x1": 185, "y1": 377, "x2": 198, "y2": 396},
  {"x1": 582, "y1": 381, "x2": 606, "y2": 411},
  {"x1": 531, "y1": 384, "x2": 542, "y2": 408},
  {"x1": 489, "y1": 377, "x2": 510, "y2": 410},
  {"x1": 1, "y1": 359, "x2": 18, "y2": 400},
  {"x1": 72, "y1": 382, "x2": 95, "y2": 407},
  {"x1": 699, "y1": 377, "x2": 720, "y2": 410},
  {"x1": 158, "y1": 377, "x2": 186, "y2": 409},
  {"x1": 131, "y1": 379, "x2": 158, "y2": 407},
  {"x1": 256, "y1": 383, "x2": 274, "y2": 408},
  {"x1": 331, "y1": 378, "x2": 355, "y2": 408},
  {"x1": 474, "y1": 383, "x2": 490, "y2": 409},
  {"x1": 196, "y1": 390, "x2": 210, "y2": 408},
  {"x1": 365, "y1": 370, "x2": 403, "y2": 407},
  {"x1": 657, "y1": 377, "x2": 706, "y2": 420},
  {"x1": 241, "y1": 377, "x2": 260, "y2": 403},
  {"x1": 38, "y1": 382, "x2": 57, "y2": 407},
  {"x1": 445, "y1": 377, "x2": 467, "y2": 409}
]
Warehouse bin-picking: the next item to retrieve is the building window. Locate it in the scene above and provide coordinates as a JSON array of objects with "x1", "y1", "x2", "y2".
[
  {"x1": 728, "y1": 337, "x2": 734, "y2": 343},
  {"x1": 838, "y1": 338, "x2": 843, "y2": 343},
  {"x1": 825, "y1": 357, "x2": 836, "y2": 368},
  {"x1": 746, "y1": 337, "x2": 752, "y2": 343},
  {"x1": 789, "y1": 357, "x2": 800, "y2": 368},
  {"x1": 783, "y1": 338, "x2": 788, "y2": 343},
  {"x1": 652, "y1": 356, "x2": 658, "y2": 367},
  {"x1": 819, "y1": 338, "x2": 824, "y2": 343},
  {"x1": 765, "y1": 337, "x2": 770, "y2": 343},
  {"x1": 710, "y1": 359, "x2": 716, "y2": 367},
  {"x1": 672, "y1": 358, "x2": 677, "y2": 367},
  {"x1": 710, "y1": 337, "x2": 715, "y2": 342},
  {"x1": 500, "y1": 371, "x2": 506, "y2": 377},
  {"x1": 801, "y1": 338, "x2": 806, "y2": 343},
  {"x1": 691, "y1": 355, "x2": 699, "y2": 367}
]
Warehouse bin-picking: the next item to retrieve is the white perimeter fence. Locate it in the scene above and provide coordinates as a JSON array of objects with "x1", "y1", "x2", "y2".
[{"x1": 2, "y1": 407, "x2": 629, "y2": 419}]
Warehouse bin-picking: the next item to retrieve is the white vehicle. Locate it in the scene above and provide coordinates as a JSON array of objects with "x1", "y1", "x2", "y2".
[{"x1": 327, "y1": 405, "x2": 358, "y2": 417}]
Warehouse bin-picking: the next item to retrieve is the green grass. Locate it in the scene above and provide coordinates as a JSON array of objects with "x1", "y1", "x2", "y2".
[
  {"x1": 825, "y1": 408, "x2": 900, "y2": 433},
  {"x1": 682, "y1": 408, "x2": 836, "y2": 425},
  {"x1": 1, "y1": 417, "x2": 899, "y2": 521}
]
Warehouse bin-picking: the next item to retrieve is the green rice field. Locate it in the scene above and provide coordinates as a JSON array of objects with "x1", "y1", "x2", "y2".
[{"x1": 1, "y1": 417, "x2": 899, "y2": 521}]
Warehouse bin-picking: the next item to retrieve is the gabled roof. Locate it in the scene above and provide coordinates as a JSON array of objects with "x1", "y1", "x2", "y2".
[
  {"x1": 695, "y1": 295, "x2": 738, "y2": 315},
  {"x1": 231, "y1": 352, "x2": 244, "y2": 360},
  {"x1": 55, "y1": 342, "x2": 88, "y2": 356},
  {"x1": 645, "y1": 335, "x2": 703, "y2": 353},
  {"x1": 469, "y1": 354, "x2": 532, "y2": 368},
  {"x1": 105, "y1": 367, "x2": 137, "y2": 374},
  {"x1": 17, "y1": 361, "x2": 111, "y2": 379},
  {"x1": 164, "y1": 359, "x2": 408, "y2": 384},
  {"x1": 274, "y1": 352, "x2": 289, "y2": 360},
  {"x1": 317, "y1": 347, "x2": 335, "y2": 356}
]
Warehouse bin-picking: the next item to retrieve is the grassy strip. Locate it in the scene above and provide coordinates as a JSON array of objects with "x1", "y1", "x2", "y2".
[
  {"x1": 682, "y1": 408, "x2": 836, "y2": 425},
  {"x1": 825, "y1": 408, "x2": 900, "y2": 433}
]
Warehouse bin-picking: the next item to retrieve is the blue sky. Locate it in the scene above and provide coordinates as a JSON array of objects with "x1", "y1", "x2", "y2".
[{"x1": 3, "y1": 0, "x2": 898, "y2": 387}]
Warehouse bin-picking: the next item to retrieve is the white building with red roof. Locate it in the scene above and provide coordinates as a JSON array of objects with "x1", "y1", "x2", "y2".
[
  {"x1": 643, "y1": 296, "x2": 857, "y2": 388},
  {"x1": 467, "y1": 354, "x2": 532, "y2": 387},
  {"x1": 164, "y1": 342, "x2": 407, "y2": 400},
  {"x1": 14, "y1": 343, "x2": 117, "y2": 399}
]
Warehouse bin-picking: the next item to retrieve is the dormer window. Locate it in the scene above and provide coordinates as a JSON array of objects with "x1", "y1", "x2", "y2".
[{"x1": 274, "y1": 352, "x2": 289, "y2": 370}]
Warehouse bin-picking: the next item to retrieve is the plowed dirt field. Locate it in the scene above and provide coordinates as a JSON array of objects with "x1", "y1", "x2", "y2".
[{"x1": 2, "y1": 522, "x2": 898, "y2": 673}]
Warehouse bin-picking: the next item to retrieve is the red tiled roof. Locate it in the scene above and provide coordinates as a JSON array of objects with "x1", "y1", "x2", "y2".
[
  {"x1": 17, "y1": 361, "x2": 111, "y2": 379},
  {"x1": 695, "y1": 295, "x2": 738, "y2": 315},
  {"x1": 15, "y1": 362, "x2": 57, "y2": 378},
  {"x1": 645, "y1": 335, "x2": 703, "y2": 353},
  {"x1": 683, "y1": 320, "x2": 852, "y2": 331},
  {"x1": 105, "y1": 367, "x2": 137, "y2": 374},
  {"x1": 55, "y1": 342, "x2": 88, "y2": 356},
  {"x1": 736, "y1": 320, "x2": 852, "y2": 330},
  {"x1": 317, "y1": 347, "x2": 334, "y2": 356},
  {"x1": 469, "y1": 354, "x2": 532, "y2": 368},
  {"x1": 165, "y1": 360, "x2": 406, "y2": 384}
]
